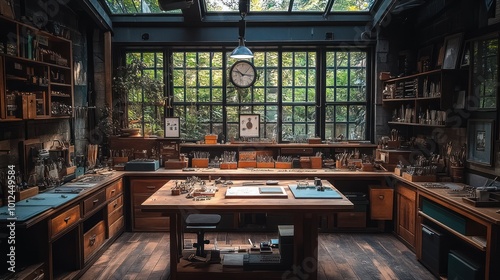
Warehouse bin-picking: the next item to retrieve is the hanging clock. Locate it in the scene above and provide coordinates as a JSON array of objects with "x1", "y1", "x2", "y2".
[{"x1": 230, "y1": 60, "x2": 257, "y2": 88}]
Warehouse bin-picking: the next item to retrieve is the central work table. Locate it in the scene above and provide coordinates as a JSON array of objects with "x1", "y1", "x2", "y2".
[{"x1": 141, "y1": 179, "x2": 354, "y2": 280}]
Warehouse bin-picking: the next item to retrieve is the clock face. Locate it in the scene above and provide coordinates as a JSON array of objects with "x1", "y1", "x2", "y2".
[{"x1": 230, "y1": 60, "x2": 256, "y2": 88}]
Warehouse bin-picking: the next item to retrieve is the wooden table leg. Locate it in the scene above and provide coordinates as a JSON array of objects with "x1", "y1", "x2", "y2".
[
  {"x1": 169, "y1": 213, "x2": 178, "y2": 280},
  {"x1": 293, "y1": 213, "x2": 319, "y2": 280}
]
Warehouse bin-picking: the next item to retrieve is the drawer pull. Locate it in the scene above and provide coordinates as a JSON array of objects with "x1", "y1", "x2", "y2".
[
  {"x1": 89, "y1": 234, "x2": 97, "y2": 246},
  {"x1": 93, "y1": 199, "x2": 99, "y2": 204},
  {"x1": 64, "y1": 216, "x2": 71, "y2": 223},
  {"x1": 114, "y1": 202, "x2": 118, "y2": 208},
  {"x1": 378, "y1": 195, "x2": 384, "y2": 200},
  {"x1": 146, "y1": 186, "x2": 156, "y2": 190},
  {"x1": 110, "y1": 189, "x2": 115, "y2": 193}
]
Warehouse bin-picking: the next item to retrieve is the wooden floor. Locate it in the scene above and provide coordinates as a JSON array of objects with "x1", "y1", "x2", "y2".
[{"x1": 81, "y1": 231, "x2": 435, "y2": 280}]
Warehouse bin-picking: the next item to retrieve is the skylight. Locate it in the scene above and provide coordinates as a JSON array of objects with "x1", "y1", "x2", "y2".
[{"x1": 102, "y1": 0, "x2": 376, "y2": 15}]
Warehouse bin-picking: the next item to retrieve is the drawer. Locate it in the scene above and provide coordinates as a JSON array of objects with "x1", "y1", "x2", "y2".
[
  {"x1": 108, "y1": 194, "x2": 123, "y2": 214},
  {"x1": 108, "y1": 205, "x2": 123, "y2": 226},
  {"x1": 134, "y1": 207, "x2": 166, "y2": 218},
  {"x1": 133, "y1": 193, "x2": 159, "y2": 208},
  {"x1": 106, "y1": 179, "x2": 123, "y2": 199},
  {"x1": 134, "y1": 217, "x2": 169, "y2": 231},
  {"x1": 50, "y1": 205, "x2": 80, "y2": 238},
  {"x1": 280, "y1": 147, "x2": 314, "y2": 155},
  {"x1": 337, "y1": 212, "x2": 366, "y2": 228},
  {"x1": 130, "y1": 179, "x2": 167, "y2": 194},
  {"x1": 83, "y1": 220, "x2": 106, "y2": 262},
  {"x1": 83, "y1": 190, "x2": 106, "y2": 216},
  {"x1": 369, "y1": 187, "x2": 394, "y2": 220},
  {"x1": 109, "y1": 216, "x2": 124, "y2": 238}
]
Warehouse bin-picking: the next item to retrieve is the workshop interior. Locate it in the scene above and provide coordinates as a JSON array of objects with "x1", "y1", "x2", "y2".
[{"x1": 0, "y1": 0, "x2": 500, "y2": 279}]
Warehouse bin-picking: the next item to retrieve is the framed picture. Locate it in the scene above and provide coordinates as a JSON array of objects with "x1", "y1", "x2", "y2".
[
  {"x1": 164, "y1": 117, "x2": 180, "y2": 138},
  {"x1": 239, "y1": 114, "x2": 260, "y2": 138},
  {"x1": 460, "y1": 41, "x2": 470, "y2": 67},
  {"x1": 467, "y1": 119, "x2": 494, "y2": 166},
  {"x1": 442, "y1": 33, "x2": 463, "y2": 69}
]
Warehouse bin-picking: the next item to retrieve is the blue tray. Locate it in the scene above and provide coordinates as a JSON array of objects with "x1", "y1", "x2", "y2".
[{"x1": 288, "y1": 185, "x2": 342, "y2": 199}]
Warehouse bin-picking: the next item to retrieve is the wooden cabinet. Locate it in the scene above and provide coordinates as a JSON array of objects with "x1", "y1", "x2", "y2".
[
  {"x1": 0, "y1": 15, "x2": 73, "y2": 121},
  {"x1": 381, "y1": 69, "x2": 467, "y2": 128},
  {"x1": 369, "y1": 186, "x2": 394, "y2": 220},
  {"x1": 130, "y1": 178, "x2": 169, "y2": 231},
  {"x1": 396, "y1": 182, "x2": 417, "y2": 249}
]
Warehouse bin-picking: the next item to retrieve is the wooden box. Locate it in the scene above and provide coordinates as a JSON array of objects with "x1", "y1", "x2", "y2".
[
  {"x1": 402, "y1": 172, "x2": 436, "y2": 182},
  {"x1": 239, "y1": 151, "x2": 256, "y2": 161},
  {"x1": 300, "y1": 157, "x2": 311, "y2": 168},
  {"x1": 15, "y1": 186, "x2": 39, "y2": 201},
  {"x1": 220, "y1": 162, "x2": 237, "y2": 169},
  {"x1": 238, "y1": 161, "x2": 256, "y2": 168},
  {"x1": 308, "y1": 138, "x2": 322, "y2": 144},
  {"x1": 275, "y1": 162, "x2": 292, "y2": 169},
  {"x1": 204, "y1": 134, "x2": 218, "y2": 144},
  {"x1": 394, "y1": 167, "x2": 404, "y2": 176},
  {"x1": 164, "y1": 160, "x2": 188, "y2": 169},
  {"x1": 192, "y1": 158, "x2": 209, "y2": 168},
  {"x1": 310, "y1": 157, "x2": 322, "y2": 169},
  {"x1": 256, "y1": 162, "x2": 275, "y2": 168}
]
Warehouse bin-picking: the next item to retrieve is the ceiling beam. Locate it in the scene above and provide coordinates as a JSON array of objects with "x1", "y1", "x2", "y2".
[{"x1": 80, "y1": 0, "x2": 113, "y2": 31}]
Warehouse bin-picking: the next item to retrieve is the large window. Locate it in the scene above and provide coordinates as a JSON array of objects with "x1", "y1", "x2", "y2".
[
  {"x1": 123, "y1": 52, "x2": 165, "y2": 137},
  {"x1": 121, "y1": 49, "x2": 370, "y2": 141},
  {"x1": 325, "y1": 51, "x2": 367, "y2": 140}
]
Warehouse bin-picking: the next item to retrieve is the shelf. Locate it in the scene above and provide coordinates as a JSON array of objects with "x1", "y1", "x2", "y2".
[
  {"x1": 51, "y1": 94, "x2": 71, "y2": 98},
  {"x1": 387, "y1": 122, "x2": 445, "y2": 127},
  {"x1": 6, "y1": 75, "x2": 26, "y2": 81},
  {"x1": 418, "y1": 211, "x2": 486, "y2": 251},
  {"x1": 383, "y1": 96, "x2": 441, "y2": 103},
  {"x1": 384, "y1": 69, "x2": 444, "y2": 83},
  {"x1": 51, "y1": 82, "x2": 72, "y2": 87}
]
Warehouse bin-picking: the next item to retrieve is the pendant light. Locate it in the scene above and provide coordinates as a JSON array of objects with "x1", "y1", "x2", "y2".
[{"x1": 230, "y1": 0, "x2": 253, "y2": 59}]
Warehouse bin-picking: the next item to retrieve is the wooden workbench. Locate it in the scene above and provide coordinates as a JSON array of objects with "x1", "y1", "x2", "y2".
[{"x1": 141, "y1": 179, "x2": 354, "y2": 280}]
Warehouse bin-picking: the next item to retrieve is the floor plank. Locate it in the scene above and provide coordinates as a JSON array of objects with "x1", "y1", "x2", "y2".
[{"x1": 82, "y1": 231, "x2": 435, "y2": 280}]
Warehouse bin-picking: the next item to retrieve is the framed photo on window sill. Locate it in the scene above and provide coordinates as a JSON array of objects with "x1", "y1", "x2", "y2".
[
  {"x1": 239, "y1": 114, "x2": 260, "y2": 138},
  {"x1": 467, "y1": 119, "x2": 494, "y2": 166},
  {"x1": 164, "y1": 117, "x2": 180, "y2": 138}
]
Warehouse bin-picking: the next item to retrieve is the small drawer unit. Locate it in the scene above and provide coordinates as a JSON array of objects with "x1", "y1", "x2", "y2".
[
  {"x1": 50, "y1": 204, "x2": 81, "y2": 239},
  {"x1": 337, "y1": 212, "x2": 367, "y2": 228},
  {"x1": 130, "y1": 178, "x2": 169, "y2": 231},
  {"x1": 108, "y1": 194, "x2": 124, "y2": 226},
  {"x1": 83, "y1": 220, "x2": 106, "y2": 262},
  {"x1": 369, "y1": 186, "x2": 394, "y2": 220}
]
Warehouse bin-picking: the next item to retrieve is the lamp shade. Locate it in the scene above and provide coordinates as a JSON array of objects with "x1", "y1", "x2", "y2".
[{"x1": 230, "y1": 38, "x2": 253, "y2": 59}]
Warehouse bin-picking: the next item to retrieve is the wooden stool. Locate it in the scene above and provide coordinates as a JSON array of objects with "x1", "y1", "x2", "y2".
[{"x1": 185, "y1": 214, "x2": 221, "y2": 257}]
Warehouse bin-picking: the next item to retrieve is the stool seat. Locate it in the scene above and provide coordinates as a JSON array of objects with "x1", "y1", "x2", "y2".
[
  {"x1": 185, "y1": 214, "x2": 221, "y2": 258},
  {"x1": 186, "y1": 214, "x2": 221, "y2": 227}
]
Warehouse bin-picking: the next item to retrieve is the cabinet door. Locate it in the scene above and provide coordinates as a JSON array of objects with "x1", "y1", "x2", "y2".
[
  {"x1": 396, "y1": 183, "x2": 416, "y2": 249},
  {"x1": 369, "y1": 187, "x2": 394, "y2": 220},
  {"x1": 130, "y1": 178, "x2": 169, "y2": 231}
]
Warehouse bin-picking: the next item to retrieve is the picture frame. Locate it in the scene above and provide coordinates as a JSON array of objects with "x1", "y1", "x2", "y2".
[
  {"x1": 164, "y1": 117, "x2": 180, "y2": 138},
  {"x1": 467, "y1": 119, "x2": 494, "y2": 166},
  {"x1": 239, "y1": 114, "x2": 260, "y2": 138},
  {"x1": 460, "y1": 41, "x2": 470, "y2": 67},
  {"x1": 442, "y1": 33, "x2": 463, "y2": 69}
]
